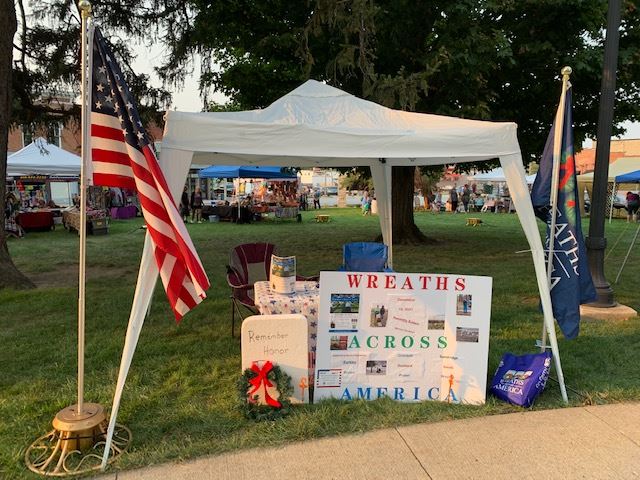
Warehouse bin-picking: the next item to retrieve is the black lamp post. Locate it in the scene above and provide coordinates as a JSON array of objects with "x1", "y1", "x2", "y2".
[{"x1": 586, "y1": 0, "x2": 622, "y2": 307}]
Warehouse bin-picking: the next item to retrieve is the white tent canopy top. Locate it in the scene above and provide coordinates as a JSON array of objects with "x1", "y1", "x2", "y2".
[
  {"x1": 7, "y1": 137, "x2": 81, "y2": 176},
  {"x1": 161, "y1": 80, "x2": 521, "y2": 167},
  {"x1": 577, "y1": 157, "x2": 640, "y2": 183},
  {"x1": 102, "y1": 79, "x2": 570, "y2": 464}
]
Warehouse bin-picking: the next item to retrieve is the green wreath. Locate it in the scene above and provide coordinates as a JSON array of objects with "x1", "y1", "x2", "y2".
[{"x1": 237, "y1": 362, "x2": 293, "y2": 421}]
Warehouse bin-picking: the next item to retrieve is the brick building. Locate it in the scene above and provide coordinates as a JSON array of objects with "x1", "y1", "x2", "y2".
[
  {"x1": 8, "y1": 90, "x2": 164, "y2": 156},
  {"x1": 576, "y1": 138, "x2": 640, "y2": 173},
  {"x1": 6, "y1": 94, "x2": 164, "y2": 208}
]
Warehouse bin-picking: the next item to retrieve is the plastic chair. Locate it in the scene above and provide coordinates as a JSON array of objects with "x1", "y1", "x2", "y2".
[
  {"x1": 226, "y1": 242, "x2": 318, "y2": 337},
  {"x1": 338, "y1": 242, "x2": 393, "y2": 272}
]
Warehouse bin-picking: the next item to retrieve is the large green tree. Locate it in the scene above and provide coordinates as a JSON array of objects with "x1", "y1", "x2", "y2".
[
  {"x1": 1, "y1": 0, "x2": 172, "y2": 288},
  {"x1": 3, "y1": 0, "x2": 640, "y2": 256},
  {"x1": 0, "y1": 0, "x2": 32, "y2": 288},
  {"x1": 156, "y1": 0, "x2": 640, "y2": 243}
]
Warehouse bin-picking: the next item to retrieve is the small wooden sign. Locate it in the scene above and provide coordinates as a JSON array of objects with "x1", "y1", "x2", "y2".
[{"x1": 242, "y1": 314, "x2": 309, "y2": 404}]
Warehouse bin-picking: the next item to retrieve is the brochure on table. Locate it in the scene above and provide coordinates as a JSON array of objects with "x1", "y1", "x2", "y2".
[
  {"x1": 270, "y1": 255, "x2": 296, "y2": 294},
  {"x1": 315, "y1": 271, "x2": 492, "y2": 404}
]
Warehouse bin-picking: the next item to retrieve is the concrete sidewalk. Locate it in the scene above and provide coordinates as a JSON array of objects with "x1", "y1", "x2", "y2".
[{"x1": 98, "y1": 402, "x2": 640, "y2": 480}]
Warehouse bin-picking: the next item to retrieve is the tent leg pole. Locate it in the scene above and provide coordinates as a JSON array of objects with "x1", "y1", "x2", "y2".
[
  {"x1": 615, "y1": 223, "x2": 640, "y2": 284},
  {"x1": 385, "y1": 164, "x2": 393, "y2": 268},
  {"x1": 231, "y1": 296, "x2": 235, "y2": 338},
  {"x1": 546, "y1": 319, "x2": 569, "y2": 404},
  {"x1": 609, "y1": 181, "x2": 615, "y2": 224}
]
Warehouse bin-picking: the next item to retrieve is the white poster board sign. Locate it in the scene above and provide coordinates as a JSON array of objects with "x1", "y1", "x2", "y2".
[
  {"x1": 314, "y1": 271, "x2": 492, "y2": 404},
  {"x1": 242, "y1": 314, "x2": 309, "y2": 403}
]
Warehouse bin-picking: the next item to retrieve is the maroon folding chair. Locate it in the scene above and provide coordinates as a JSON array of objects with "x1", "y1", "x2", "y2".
[
  {"x1": 226, "y1": 242, "x2": 274, "y2": 337},
  {"x1": 226, "y1": 242, "x2": 319, "y2": 337}
]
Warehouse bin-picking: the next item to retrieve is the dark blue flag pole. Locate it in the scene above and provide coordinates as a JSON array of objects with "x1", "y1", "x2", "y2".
[
  {"x1": 531, "y1": 67, "x2": 597, "y2": 344},
  {"x1": 541, "y1": 67, "x2": 571, "y2": 349}
]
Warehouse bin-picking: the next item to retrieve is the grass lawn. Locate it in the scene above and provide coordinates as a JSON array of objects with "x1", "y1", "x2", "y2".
[{"x1": 1, "y1": 208, "x2": 639, "y2": 479}]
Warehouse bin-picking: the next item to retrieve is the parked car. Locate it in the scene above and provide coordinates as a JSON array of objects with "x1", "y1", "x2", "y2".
[{"x1": 325, "y1": 186, "x2": 338, "y2": 196}]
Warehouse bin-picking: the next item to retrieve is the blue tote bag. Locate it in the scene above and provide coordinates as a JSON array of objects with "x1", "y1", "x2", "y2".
[{"x1": 490, "y1": 351, "x2": 552, "y2": 407}]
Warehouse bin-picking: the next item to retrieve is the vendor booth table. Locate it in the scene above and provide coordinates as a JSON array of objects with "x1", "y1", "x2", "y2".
[
  {"x1": 201, "y1": 205, "x2": 253, "y2": 222},
  {"x1": 16, "y1": 211, "x2": 54, "y2": 231},
  {"x1": 254, "y1": 280, "x2": 319, "y2": 379},
  {"x1": 110, "y1": 205, "x2": 137, "y2": 219},
  {"x1": 63, "y1": 209, "x2": 109, "y2": 235}
]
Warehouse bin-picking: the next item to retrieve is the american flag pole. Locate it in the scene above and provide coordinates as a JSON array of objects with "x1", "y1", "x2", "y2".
[
  {"x1": 77, "y1": 0, "x2": 94, "y2": 416},
  {"x1": 90, "y1": 17, "x2": 209, "y2": 467}
]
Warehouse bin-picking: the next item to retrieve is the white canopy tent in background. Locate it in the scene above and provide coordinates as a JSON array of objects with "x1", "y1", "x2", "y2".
[
  {"x1": 7, "y1": 137, "x2": 81, "y2": 176},
  {"x1": 576, "y1": 157, "x2": 640, "y2": 183},
  {"x1": 102, "y1": 80, "x2": 568, "y2": 465},
  {"x1": 577, "y1": 157, "x2": 640, "y2": 223},
  {"x1": 471, "y1": 167, "x2": 537, "y2": 185}
]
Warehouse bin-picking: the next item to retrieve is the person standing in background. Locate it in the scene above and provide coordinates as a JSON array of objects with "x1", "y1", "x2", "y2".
[
  {"x1": 361, "y1": 190, "x2": 370, "y2": 215},
  {"x1": 432, "y1": 191, "x2": 442, "y2": 213},
  {"x1": 626, "y1": 191, "x2": 640, "y2": 222},
  {"x1": 180, "y1": 185, "x2": 190, "y2": 222},
  {"x1": 462, "y1": 184, "x2": 471, "y2": 212},
  {"x1": 450, "y1": 186, "x2": 459, "y2": 213},
  {"x1": 313, "y1": 189, "x2": 321, "y2": 209},
  {"x1": 191, "y1": 186, "x2": 203, "y2": 223}
]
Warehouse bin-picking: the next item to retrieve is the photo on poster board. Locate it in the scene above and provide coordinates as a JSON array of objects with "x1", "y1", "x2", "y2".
[
  {"x1": 330, "y1": 335, "x2": 349, "y2": 351},
  {"x1": 456, "y1": 327, "x2": 479, "y2": 343},
  {"x1": 365, "y1": 360, "x2": 387, "y2": 375},
  {"x1": 456, "y1": 294, "x2": 473, "y2": 316},
  {"x1": 315, "y1": 271, "x2": 492, "y2": 405},
  {"x1": 428, "y1": 318, "x2": 445, "y2": 330},
  {"x1": 369, "y1": 304, "x2": 388, "y2": 327},
  {"x1": 329, "y1": 293, "x2": 360, "y2": 332}
]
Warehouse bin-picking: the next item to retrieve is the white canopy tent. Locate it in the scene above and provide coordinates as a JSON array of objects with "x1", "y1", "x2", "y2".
[
  {"x1": 7, "y1": 137, "x2": 81, "y2": 176},
  {"x1": 577, "y1": 157, "x2": 640, "y2": 223},
  {"x1": 576, "y1": 157, "x2": 640, "y2": 183},
  {"x1": 471, "y1": 167, "x2": 537, "y2": 185},
  {"x1": 102, "y1": 79, "x2": 568, "y2": 465}
]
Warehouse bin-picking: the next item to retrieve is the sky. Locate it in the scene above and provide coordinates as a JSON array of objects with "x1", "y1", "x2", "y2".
[{"x1": 131, "y1": 43, "x2": 227, "y2": 113}]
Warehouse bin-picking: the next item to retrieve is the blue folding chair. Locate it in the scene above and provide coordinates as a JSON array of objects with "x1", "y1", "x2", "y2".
[{"x1": 338, "y1": 242, "x2": 393, "y2": 272}]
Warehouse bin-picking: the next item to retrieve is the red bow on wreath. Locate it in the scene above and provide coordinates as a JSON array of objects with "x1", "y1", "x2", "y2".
[{"x1": 248, "y1": 361, "x2": 282, "y2": 408}]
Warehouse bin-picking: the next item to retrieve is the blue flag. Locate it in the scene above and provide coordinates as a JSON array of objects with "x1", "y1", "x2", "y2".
[{"x1": 530, "y1": 87, "x2": 596, "y2": 339}]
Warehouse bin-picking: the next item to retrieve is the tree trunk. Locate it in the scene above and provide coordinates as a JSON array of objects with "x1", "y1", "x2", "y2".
[
  {"x1": 389, "y1": 166, "x2": 434, "y2": 245},
  {"x1": 0, "y1": 0, "x2": 35, "y2": 290}
]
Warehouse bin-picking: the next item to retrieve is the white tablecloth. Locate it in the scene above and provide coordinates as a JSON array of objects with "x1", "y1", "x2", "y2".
[{"x1": 254, "y1": 281, "x2": 319, "y2": 378}]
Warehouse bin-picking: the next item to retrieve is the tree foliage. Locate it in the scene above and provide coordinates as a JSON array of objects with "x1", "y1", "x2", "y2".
[
  {"x1": 158, "y1": 0, "x2": 640, "y2": 163},
  {"x1": 2, "y1": 0, "x2": 175, "y2": 287},
  {"x1": 0, "y1": 0, "x2": 34, "y2": 288},
  {"x1": 4, "y1": 0, "x2": 640, "y2": 246},
  {"x1": 11, "y1": 0, "x2": 173, "y2": 127}
]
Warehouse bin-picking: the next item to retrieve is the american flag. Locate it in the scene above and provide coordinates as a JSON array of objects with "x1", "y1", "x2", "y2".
[{"x1": 89, "y1": 27, "x2": 209, "y2": 321}]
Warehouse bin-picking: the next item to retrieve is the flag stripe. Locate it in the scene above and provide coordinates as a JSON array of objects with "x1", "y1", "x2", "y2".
[
  {"x1": 91, "y1": 124, "x2": 126, "y2": 142},
  {"x1": 93, "y1": 173, "x2": 137, "y2": 190},
  {"x1": 92, "y1": 148, "x2": 133, "y2": 167}
]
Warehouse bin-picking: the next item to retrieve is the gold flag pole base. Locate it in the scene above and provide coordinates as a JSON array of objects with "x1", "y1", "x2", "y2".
[{"x1": 25, "y1": 403, "x2": 131, "y2": 476}]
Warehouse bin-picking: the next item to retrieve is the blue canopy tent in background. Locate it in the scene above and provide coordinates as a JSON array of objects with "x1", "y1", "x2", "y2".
[
  {"x1": 198, "y1": 165, "x2": 296, "y2": 179},
  {"x1": 615, "y1": 170, "x2": 640, "y2": 183},
  {"x1": 607, "y1": 168, "x2": 640, "y2": 223},
  {"x1": 198, "y1": 165, "x2": 297, "y2": 218}
]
